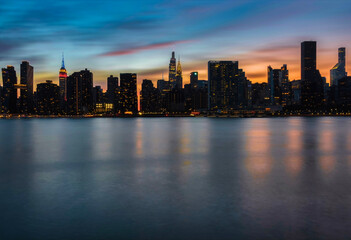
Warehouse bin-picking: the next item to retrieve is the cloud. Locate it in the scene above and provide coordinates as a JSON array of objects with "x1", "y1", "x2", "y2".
[{"x1": 100, "y1": 40, "x2": 194, "y2": 56}]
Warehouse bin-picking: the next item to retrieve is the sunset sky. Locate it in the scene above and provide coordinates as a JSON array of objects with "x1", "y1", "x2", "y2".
[{"x1": 1, "y1": 0, "x2": 351, "y2": 90}]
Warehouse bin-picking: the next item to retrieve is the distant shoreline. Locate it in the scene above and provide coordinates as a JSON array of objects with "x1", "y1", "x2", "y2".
[{"x1": 1, "y1": 113, "x2": 351, "y2": 119}]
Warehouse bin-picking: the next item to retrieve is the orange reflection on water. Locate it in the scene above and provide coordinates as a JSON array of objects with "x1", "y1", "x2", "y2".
[
  {"x1": 135, "y1": 119, "x2": 144, "y2": 158},
  {"x1": 245, "y1": 120, "x2": 272, "y2": 179},
  {"x1": 285, "y1": 118, "x2": 303, "y2": 176},
  {"x1": 318, "y1": 130, "x2": 335, "y2": 154},
  {"x1": 319, "y1": 155, "x2": 336, "y2": 174}
]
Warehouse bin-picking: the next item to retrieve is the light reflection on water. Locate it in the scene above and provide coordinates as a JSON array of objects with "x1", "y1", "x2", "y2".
[{"x1": 1, "y1": 117, "x2": 351, "y2": 240}]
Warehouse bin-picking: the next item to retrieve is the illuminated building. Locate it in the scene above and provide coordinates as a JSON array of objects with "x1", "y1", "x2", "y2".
[
  {"x1": 291, "y1": 80, "x2": 301, "y2": 105},
  {"x1": 267, "y1": 64, "x2": 289, "y2": 106},
  {"x1": 1, "y1": 65, "x2": 17, "y2": 113},
  {"x1": 67, "y1": 69, "x2": 94, "y2": 114},
  {"x1": 157, "y1": 79, "x2": 170, "y2": 112},
  {"x1": 169, "y1": 51, "x2": 177, "y2": 89},
  {"x1": 330, "y1": 47, "x2": 347, "y2": 86},
  {"x1": 175, "y1": 58, "x2": 183, "y2": 89},
  {"x1": 208, "y1": 61, "x2": 249, "y2": 112},
  {"x1": 119, "y1": 73, "x2": 137, "y2": 114},
  {"x1": 190, "y1": 72, "x2": 198, "y2": 89},
  {"x1": 20, "y1": 61, "x2": 34, "y2": 114},
  {"x1": 59, "y1": 54, "x2": 68, "y2": 101},
  {"x1": 301, "y1": 41, "x2": 324, "y2": 109},
  {"x1": 36, "y1": 80, "x2": 60, "y2": 115}
]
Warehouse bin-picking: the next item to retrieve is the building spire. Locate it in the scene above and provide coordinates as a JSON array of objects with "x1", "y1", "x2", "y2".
[{"x1": 61, "y1": 52, "x2": 65, "y2": 69}]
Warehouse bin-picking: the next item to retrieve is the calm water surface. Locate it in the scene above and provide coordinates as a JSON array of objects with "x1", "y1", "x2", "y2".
[{"x1": 1, "y1": 117, "x2": 351, "y2": 240}]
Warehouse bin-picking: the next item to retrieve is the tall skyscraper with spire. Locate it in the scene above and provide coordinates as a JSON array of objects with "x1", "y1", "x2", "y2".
[
  {"x1": 59, "y1": 53, "x2": 68, "y2": 102},
  {"x1": 176, "y1": 58, "x2": 183, "y2": 89},
  {"x1": 330, "y1": 47, "x2": 347, "y2": 86},
  {"x1": 169, "y1": 51, "x2": 177, "y2": 89}
]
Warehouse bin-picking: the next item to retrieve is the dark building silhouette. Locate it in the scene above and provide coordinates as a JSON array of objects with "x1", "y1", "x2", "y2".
[
  {"x1": 337, "y1": 76, "x2": 351, "y2": 108},
  {"x1": 301, "y1": 41, "x2": 324, "y2": 109},
  {"x1": 268, "y1": 64, "x2": 289, "y2": 106},
  {"x1": 106, "y1": 75, "x2": 119, "y2": 112},
  {"x1": 251, "y1": 82, "x2": 270, "y2": 108},
  {"x1": 330, "y1": 47, "x2": 347, "y2": 86},
  {"x1": 67, "y1": 69, "x2": 94, "y2": 114},
  {"x1": 291, "y1": 80, "x2": 301, "y2": 105},
  {"x1": 36, "y1": 80, "x2": 60, "y2": 115},
  {"x1": 1, "y1": 65, "x2": 17, "y2": 113},
  {"x1": 190, "y1": 72, "x2": 198, "y2": 89},
  {"x1": 208, "y1": 61, "x2": 249, "y2": 112},
  {"x1": 140, "y1": 79, "x2": 159, "y2": 113},
  {"x1": 169, "y1": 52, "x2": 177, "y2": 89},
  {"x1": 157, "y1": 79, "x2": 170, "y2": 112},
  {"x1": 119, "y1": 73, "x2": 137, "y2": 114},
  {"x1": 20, "y1": 61, "x2": 34, "y2": 114}
]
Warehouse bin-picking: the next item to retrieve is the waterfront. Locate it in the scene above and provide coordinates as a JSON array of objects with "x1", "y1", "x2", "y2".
[{"x1": 1, "y1": 117, "x2": 351, "y2": 240}]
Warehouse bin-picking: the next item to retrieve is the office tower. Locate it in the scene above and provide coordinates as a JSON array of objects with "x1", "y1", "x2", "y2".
[
  {"x1": 119, "y1": 73, "x2": 137, "y2": 114},
  {"x1": 1, "y1": 66, "x2": 17, "y2": 113},
  {"x1": 20, "y1": 61, "x2": 34, "y2": 114},
  {"x1": 107, "y1": 75, "x2": 118, "y2": 103},
  {"x1": 251, "y1": 83, "x2": 270, "y2": 108},
  {"x1": 66, "y1": 69, "x2": 94, "y2": 114},
  {"x1": 301, "y1": 41, "x2": 324, "y2": 109},
  {"x1": 169, "y1": 51, "x2": 177, "y2": 89},
  {"x1": 280, "y1": 64, "x2": 291, "y2": 106},
  {"x1": 190, "y1": 72, "x2": 198, "y2": 89},
  {"x1": 330, "y1": 48, "x2": 347, "y2": 86},
  {"x1": 267, "y1": 66, "x2": 281, "y2": 105},
  {"x1": 36, "y1": 80, "x2": 60, "y2": 115},
  {"x1": 337, "y1": 76, "x2": 351, "y2": 108},
  {"x1": 140, "y1": 79, "x2": 159, "y2": 113},
  {"x1": 59, "y1": 54, "x2": 68, "y2": 101},
  {"x1": 93, "y1": 86, "x2": 104, "y2": 105},
  {"x1": 157, "y1": 79, "x2": 170, "y2": 112},
  {"x1": 175, "y1": 59, "x2": 183, "y2": 89},
  {"x1": 291, "y1": 80, "x2": 301, "y2": 105},
  {"x1": 208, "y1": 61, "x2": 249, "y2": 112}
]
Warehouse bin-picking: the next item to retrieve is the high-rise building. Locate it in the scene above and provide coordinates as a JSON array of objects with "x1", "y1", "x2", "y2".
[
  {"x1": 330, "y1": 47, "x2": 347, "y2": 86},
  {"x1": 20, "y1": 61, "x2": 34, "y2": 114},
  {"x1": 119, "y1": 73, "x2": 137, "y2": 114},
  {"x1": 107, "y1": 75, "x2": 118, "y2": 103},
  {"x1": 1, "y1": 66, "x2": 17, "y2": 113},
  {"x1": 140, "y1": 79, "x2": 159, "y2": 113},
  {"x1": 267, "y1": 64, "x2": 289, "y2": 106},
  {"x1": 36, "y1": 80, "x2": 60, "y2": 115},
  {"x1": 169, "y1": 52, "x2": 177, "y2": 89},
  {"x1": 190, "y1": 72, "x2": 198, "y2": 89},
  {"x1": 208, "y1": 61, "x2": 249, "y2": 112},
  {"x1": 301, "y1": 41, "x2": 324, "y2": 109},
  {"x1": 59, "y1": 54, "x2": 68, "y2": 101},
  {"x1": 175, "y1": 59, "x2": 183, "y2": 89},
  {"x1": 66, "y1": 69, "x2": 94, "y2": 114}
]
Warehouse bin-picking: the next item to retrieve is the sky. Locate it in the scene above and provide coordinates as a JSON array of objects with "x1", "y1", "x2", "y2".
[{"x1": 1, "y1": 0, "x2": 351, "y2": 90}]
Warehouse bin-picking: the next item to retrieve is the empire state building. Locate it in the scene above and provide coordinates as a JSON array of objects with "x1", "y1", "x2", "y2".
[{"x1": 59, "y1": 54, "x2": 68, "y2": 101}]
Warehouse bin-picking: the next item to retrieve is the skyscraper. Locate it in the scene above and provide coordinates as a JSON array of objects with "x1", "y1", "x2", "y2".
[
  {"x1": 208, "y1": 61, "x2": 249, "y2": 112},
  {"x1": 267, "y1": 64, "x2": 289, "y2": 106},
  {"x1": 330, "y1": 47, "x2": 347, "y2": 86},
  {"x1": 301, "y1": 41, "x2": 324, "y2": 109},
  {"x1": 36, "y1": 80, "x2": 60, "y2": 115},
  {"x1": 175, "y1": 58, "x2": 183, "y2": 89},
  {"x1": 190, "y1": 72, "x2": 198, "y2": 89},
  {"x1": 1, "y1": 66, "x2": 17, "y2": 113},
  {"x1": 140, "y1": 79, "x2": 159, "y2": 113},
  {"x1": 119, "y1": 73, "x2": 137, "y2": 114},
  {"x1": 169, "y1": 51, "x2": 177, "y2": 89},
  {"x1": 20, "y1": 61, "x2": 34, "y2": 114},
  {"x1": 66, "y1": 69, "x2": 93, "y2": 114},
  {"x1": 59, "y1": 54, "x2": 68, "y2": 102}
]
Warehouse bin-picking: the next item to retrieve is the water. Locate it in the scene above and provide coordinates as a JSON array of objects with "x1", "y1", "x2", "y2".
[{"x1": 1, "y1": 117, "x2": 351, "y2": 240}]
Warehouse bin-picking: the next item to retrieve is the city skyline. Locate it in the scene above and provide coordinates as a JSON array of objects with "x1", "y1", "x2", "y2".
[{"x1": 1, "y1": 0, "x2": 351, "y2": 89}]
